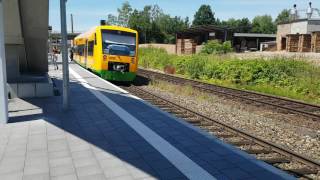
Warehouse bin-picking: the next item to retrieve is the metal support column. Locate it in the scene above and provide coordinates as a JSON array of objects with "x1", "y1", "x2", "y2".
[
  {"x1": 71, "y1": 14, "x2": 74, "y2": 33},
  {"x1": 60, "y1": 0, "x2": 69, "y2": 110},
  {"x1": 0, "y1": 0, "x2": 8, "y2": 123}
]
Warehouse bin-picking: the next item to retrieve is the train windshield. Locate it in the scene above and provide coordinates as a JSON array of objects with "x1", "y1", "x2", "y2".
[{"x1": 102, "y1": 30, "x2": 136, "y2": 57}]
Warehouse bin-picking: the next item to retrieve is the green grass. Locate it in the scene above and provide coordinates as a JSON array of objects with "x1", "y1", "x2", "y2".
[{"x1": 139, "y1": 47, "x2": 320, "y2": 104}]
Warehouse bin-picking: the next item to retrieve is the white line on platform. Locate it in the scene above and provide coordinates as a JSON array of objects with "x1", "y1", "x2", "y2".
[
  {"x1": 69, "y1": 67, "x2": 216, "y2": 180},
  {"x1": 70, "y1": 63, "x2": 141, "y2": 100}
]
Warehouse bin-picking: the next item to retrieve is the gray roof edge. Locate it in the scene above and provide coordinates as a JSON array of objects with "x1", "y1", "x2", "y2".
[{"x1": 233, "y1": 33, "x2": 276, "y2": 38}]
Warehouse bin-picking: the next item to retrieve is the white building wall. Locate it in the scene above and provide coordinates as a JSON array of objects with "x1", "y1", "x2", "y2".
[
  {"x1": 291, "y1": 21, "x2": 308, "y2": 34},
  {"x1": 307, "y1": 21, "x2": 320, "y2": 33}
]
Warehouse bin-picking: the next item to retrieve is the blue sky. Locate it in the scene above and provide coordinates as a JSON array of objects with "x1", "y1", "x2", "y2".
[{"x1": 49, "y1": 0, "x2": 320, "y2": 32}]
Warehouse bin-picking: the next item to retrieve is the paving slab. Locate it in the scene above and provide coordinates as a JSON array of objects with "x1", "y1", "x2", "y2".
[{"x1": 2, "y1": 62, "x2": 296, "y2": 180}]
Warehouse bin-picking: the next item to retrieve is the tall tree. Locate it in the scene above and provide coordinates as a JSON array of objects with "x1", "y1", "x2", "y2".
[
  {"x1": 184, "y1": 17, "x2": 190, "y2": 28},
  {"x1": 151, "y1": 5, "x2": 163, "y2": 21},
  {"x1": 275, "y1": 9, "x2": 290, "y2": 24},
  {"x1": 192, "y1": 5, "x2": 215, "y2": 26},
  {"x1": 128, "y1": 4, "x2": 189, "y2": 44},
  {"x1": 106, "y1": 14, "x2": 118, "y2": 25},
  {"x1": 237, "y1": 18, "x2": 251, "y2": 33},
  {"x1": 219, "y1": 18, "x2": 251, "y2": 32},
  {"x1": 117, "y1": 1, "x2": 133, "y2": 27},
  {"x1": 252, "y1": 15, "x2": 276, "y2": 34}
]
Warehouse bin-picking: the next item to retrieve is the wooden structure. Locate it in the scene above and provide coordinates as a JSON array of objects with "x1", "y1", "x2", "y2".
[
  {"x1": 176, "y1": 39, "x2": 196, "y2": 55},
  {"x1": 287, "y1": 34, "x2": 300, "y2": 52},
  {"x1": 176, "y1": 25, "x2": 231, "y2": 55},
  {"x1": 277, "y1": 19, "x2": 320, "y2": 52},
  {"x1": 233, "y1": 33, "x2": 276, "y2": 52},
  {"x1": 287, "y1": 33, "x2": 318, "y2": 52},
  {"x1": 311, "y1": 32, "x2": 320, "y2": 52},
  {"x1": 298, "y1": 34, "x2": 311, "y2": 52},
  {"x1": 176, "y1": 25, "x2": 277, "y2": 54}
]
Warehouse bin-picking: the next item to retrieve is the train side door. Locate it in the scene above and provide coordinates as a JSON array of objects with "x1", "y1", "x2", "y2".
[{"x1": 84, "y1": 40, "x2": 88, "y2": 67}]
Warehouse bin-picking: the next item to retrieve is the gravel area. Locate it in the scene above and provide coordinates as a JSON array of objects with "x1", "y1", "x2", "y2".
[{"x1": 139, "y1": 81, "x2": 320, "y2": 164}]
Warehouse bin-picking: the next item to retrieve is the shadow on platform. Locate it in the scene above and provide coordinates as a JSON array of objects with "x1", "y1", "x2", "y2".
[{"x1": 7, "y1": 76, "x2": 171, "y2": 179}]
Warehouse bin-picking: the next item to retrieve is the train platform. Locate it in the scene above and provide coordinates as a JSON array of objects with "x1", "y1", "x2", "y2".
[{"x1": 2, "y1": 62, "x2": 296, "y2": 180}]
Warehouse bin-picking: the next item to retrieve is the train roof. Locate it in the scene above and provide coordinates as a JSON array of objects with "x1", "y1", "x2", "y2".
[{"x1": 74, "y1": 26, "x2": 138, "y2": 40}]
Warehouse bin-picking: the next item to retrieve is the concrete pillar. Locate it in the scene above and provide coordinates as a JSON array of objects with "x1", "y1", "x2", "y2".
[
  {"x1": 19, "y1": 0, "x2": 49, "y2": 73},
  {"x1": 60, "y1": 0, "x2": 69, "y2": 110},
  {"x1": 0, "y1": 0, "x2": 9, "y2": 123}
]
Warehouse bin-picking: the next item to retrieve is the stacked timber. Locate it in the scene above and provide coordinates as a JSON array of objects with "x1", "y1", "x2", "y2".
[
  {"x1": 287, "y1": 34, "x2": 299, "y2": 52},
  {"x1": 176, "y1": 39, "x2": 196, "y2": 55},
  {"x1": 176, "y1": 39, "x2": 184, "y2": 55},
  {"x1": 311, "y1": 32, "x2": 320, "y2": 53},
  {"x1": 184, "y1": 39, "x2": 196, "y2": 55},
  {"x1": 298, "y1": 34, "x2": 311, "y2": 52}
]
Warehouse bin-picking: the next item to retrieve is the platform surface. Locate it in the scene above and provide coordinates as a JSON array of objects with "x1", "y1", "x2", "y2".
[{"x1": 2, "y1": 62, "x2": 296, "y2": 180}]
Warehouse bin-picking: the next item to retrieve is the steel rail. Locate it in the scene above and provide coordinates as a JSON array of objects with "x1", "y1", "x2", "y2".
[
  {"x1": 138, "y1": 68, "x2": 320, "y2": 120},
  {"x1": 129, "y1": 87, "x2": 320, "y2": 172}
]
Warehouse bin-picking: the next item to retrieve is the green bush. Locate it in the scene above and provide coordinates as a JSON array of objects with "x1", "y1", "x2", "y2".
[
  {"x1": 139, "y1": 47, "x2": 320, "y2": 104},
  {"x1": 201, "y1": 40, "x2": 233, "y2": 54}
]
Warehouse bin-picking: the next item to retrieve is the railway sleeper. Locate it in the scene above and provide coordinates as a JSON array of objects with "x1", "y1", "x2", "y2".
[
  {"x1": 259, "y1": 157, "x2": 291, "y2": 164},
  {"x1": 142, "y1": 97, "x2": 156, "y2": 101},
  {"x1": 215, "y1": 133, "x2": 235, "y2": 138},
  {"x1": 170, "y1": 110, "x2": 186, "y2": 115},
  {"x1": 186, "y1": 119, "x2": 202, "y2": 124},
  {"x1": 200, "y1": 125, "x2": 222, "y2": 131},
  {"x1": 244, "y1": 148, "x2": 273, "y2": 155},
  {"x1": 177, "y1": 114, "x2": 196, "y2": 119},
  {"x1": 160, "y1": 107, "x2": 176, "y2": 112},
  {"x1": 286, "y1": 167, "x2": 319, "y2": 176},
  {"x1": 200, "y1": 121, "x2": 216, "y2": 127},
  {"x1": 175, "y1": 114, "x2": 195, "y2": 120},
  {"x1": 155, "y1": 104, "x2": 171, "y2": 108},
  {"x1": 226, "y1": 140, "x2": 254, "y2": 146}
]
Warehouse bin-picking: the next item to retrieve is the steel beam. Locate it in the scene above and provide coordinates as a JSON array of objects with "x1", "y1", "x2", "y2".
[
  {"x1": 60, "y1": 0, "x2": 69, "y2": 110},
  {"x1": 0, "y1": 0, "x2": 8, "y2": 123}
]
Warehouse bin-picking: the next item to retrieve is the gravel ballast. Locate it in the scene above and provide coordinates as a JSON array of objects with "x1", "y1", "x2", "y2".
[{"x1": 139, "y1": 81, "x2": 320, "y2": 163}]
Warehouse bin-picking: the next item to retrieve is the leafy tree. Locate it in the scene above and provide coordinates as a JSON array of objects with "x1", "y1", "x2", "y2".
[
  {"x1": 106, "y1": 14, "x2": 118, "y2": 25},
  {"x1": 128, "y1": 9, "x2": 150, "y2": 43},
  {"x1": 117, "y1": 1, "x2": 133, "y2": 27},
  {"x1": 201, "y1": 40, "x2": 233, "y2": 54},
  {"x1": 219, "y1": 18, "x2": 251, "y2": 32},
  {"x1": 275, "y1": 9, "x2": 290, "y2": 24},
  {"x1": 252, "y1": 15, "x2": 276, "y2": 34},
  {"x1": 151, "y1": 5, "x2": 163, "y2": 21},
  {"x1": 128, "y1": 5, "x2": 188, "y2": 44},
  {"x1": 184, "y1": 17, "x2": 190, "y2": 28},
  {"x1": 238, "y1": 18, "x2": 252, "y2": 32},
  {"x1": 192, "y1": 5, "x2": 215, "y2": 26}
]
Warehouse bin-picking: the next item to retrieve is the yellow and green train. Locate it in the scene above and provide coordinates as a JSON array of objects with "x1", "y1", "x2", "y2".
[{"x1": 73, "y1": 25, "x2": 138, "y2": 81}]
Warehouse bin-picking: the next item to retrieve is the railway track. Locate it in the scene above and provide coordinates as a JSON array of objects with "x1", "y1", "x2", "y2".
[
  {"x1": 122, "y1": 85, "x2": 320, "y2": 179},
  {"x1": 137, "y1": 68, "x2": 320, "y2": 121}
]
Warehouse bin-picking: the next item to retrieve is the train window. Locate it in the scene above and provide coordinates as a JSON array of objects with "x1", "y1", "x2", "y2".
[
  {"x1": 94, "y1": 34, "x2": 97, "y2": 45},
  {"x1": 88, "y1": 41, "x2": 94, "y2": 56},
  {"x1": 78, "y1": 45, "x2": 85, "y2": 56},
  {"x1": 101, "y1": 30, "x2": 136, "y2": 57}
]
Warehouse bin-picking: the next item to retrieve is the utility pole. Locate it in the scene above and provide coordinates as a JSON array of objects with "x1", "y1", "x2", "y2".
[
  {"x1": 71, "y1": 13, "x2": 74, "y2": 33},
  {"x1": 0, "y1": 0, "x2": 8, "y2": 123},
  {"x1": 60, "y1": 0, "x2": 69, "y2": 110}
]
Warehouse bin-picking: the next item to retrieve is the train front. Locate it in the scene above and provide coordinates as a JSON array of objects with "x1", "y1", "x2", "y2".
[{"x1": 101, "y1": 28, "x2": 138, "y2": 82}]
